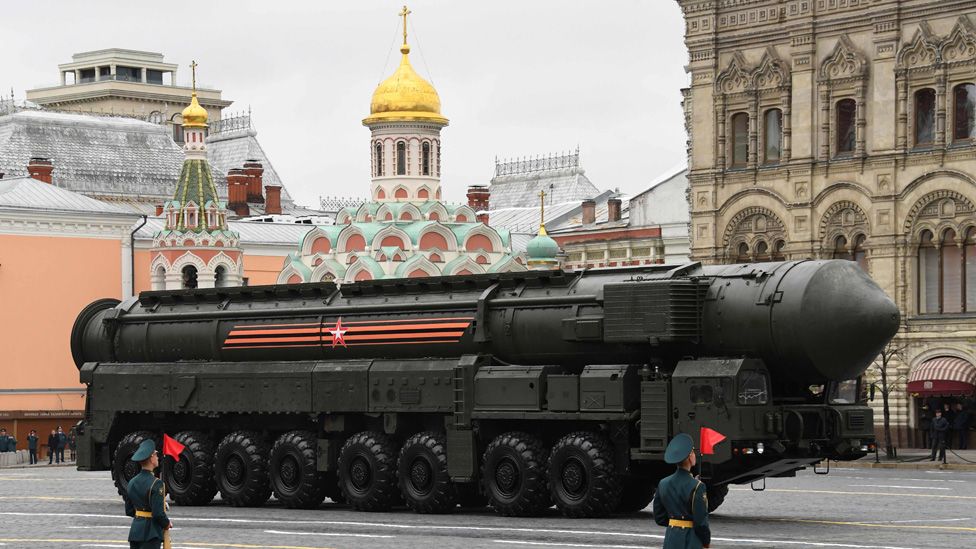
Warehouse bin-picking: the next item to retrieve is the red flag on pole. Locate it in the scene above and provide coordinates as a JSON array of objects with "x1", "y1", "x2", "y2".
[
  {"x1": 700, "y1": 427, "x2": 726, "y2": 455},
  {"x1": 162, "y1": 433, "x2": 186, "y2": 462}
]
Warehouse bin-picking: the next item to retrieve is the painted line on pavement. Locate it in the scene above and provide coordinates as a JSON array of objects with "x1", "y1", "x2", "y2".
[
  {"x1": 494, "y1": 540, "x2": 647, "y2": 549},
  {"x1": 771, "y1": 517, "x2": 976, "y2": 532},
  {"x1": 833, "y1": 475, "x2": 967, "y2": 483},
  {"x1": 0, "y1": 539, "x2": 335, "y2": 549},
  {"x1": 849, "y1": 484, "x2": 951, "y2": 490},
  {"x1": 877, "y1": 518, "x2": 972, "y2": 523},
  {"x1": 265, "y1": 529, "x2": 395, "y2": 539},
  {"x1": 494, "y1": 539, "x2": 918, "y2": 549},
  {"x1": 729, "y1": 487, "x2": 976, "y2": 499},
  {"x1": 0, "y1": 495, "x2": 117, "y2": 502},
  {"x1": 68, "y1": 526, "x2": 133, "y2": 530}
]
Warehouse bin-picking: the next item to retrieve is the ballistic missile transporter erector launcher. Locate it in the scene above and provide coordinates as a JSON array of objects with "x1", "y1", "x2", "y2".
[{"x1": 72, "y1": 260, "x2": 899, "y2": 517}]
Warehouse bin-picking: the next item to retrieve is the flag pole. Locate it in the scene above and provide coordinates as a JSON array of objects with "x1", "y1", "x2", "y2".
[{"x1": 162, "y1": 445, "x2": 172, "y2": 549}]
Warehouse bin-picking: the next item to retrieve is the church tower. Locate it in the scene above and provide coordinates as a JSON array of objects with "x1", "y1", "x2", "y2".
[
  {"x1": 150, "y1": 62, "x2": 244, "y2": 290},
  {"x1": 362, "y1": 6, "x2": 448, "y2": 203}
]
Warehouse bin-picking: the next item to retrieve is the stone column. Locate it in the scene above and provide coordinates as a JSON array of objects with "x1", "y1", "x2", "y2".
[
  {"x1": 936, "y1": 72, "x2": 947, "y2": 147},
  {"x1": 855, "y1": 83, "x2": 867, "y2": 157},
  {"x1": 819, "y1": 85, "x2": 831, "y2": 160},
  {"x1": 747, "y1": 96, "x2": 758, "y2": 168},
  {"x1": 896, "y1": 74, "x2": 908, "y2": 150},
  {"x1": 781, "y1": 89, "x2": 792, "y2": 162},
  {"x1": 715, "y1": 101, "x2": 727, "y2": 169}
]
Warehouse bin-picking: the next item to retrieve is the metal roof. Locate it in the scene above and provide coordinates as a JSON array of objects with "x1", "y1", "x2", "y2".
[
  {"x1": 488, "y1": 166, "x2": 600, "y2": 211},
  {"x1": 0, "y1": 175, "x2": 135, "y2": 216},
  {"x1": 135, "y1": 216, "x2": 313, "y2": 246}
]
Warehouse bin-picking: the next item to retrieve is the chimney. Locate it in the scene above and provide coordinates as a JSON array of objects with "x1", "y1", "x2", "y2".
[
  {"x1": 28, "y1": 157, "x2": 53, "y2": 184},
  {"x1": 226, "y1": 168, "x2": 250, "y2": 217},
  {"x1": 467, "y1": 185, "x2": 490, "y2": 224},
  {"x1": 607, "y1": 198, "x2": 621, "y2": 222},
  {"x1": 265, "y1": 185, "x2": 282, "y2": 215},
  {"x1": 155, "y1": 204, "x2": 164, "y2": 216},
  {"x1": 581, "y1": 199, "x2": 596, "y2": 225},
  {"x1": 243, "y1": 160, "x2": 264, "y2": 203}
]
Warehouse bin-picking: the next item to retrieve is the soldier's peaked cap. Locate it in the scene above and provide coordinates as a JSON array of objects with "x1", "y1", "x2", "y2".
[
  {"x1": 131, "y1": 439, "x2": 156, "y2": 462},
  {"x1": 665, "y1": 433, "x2": 694, "y2": 464}
]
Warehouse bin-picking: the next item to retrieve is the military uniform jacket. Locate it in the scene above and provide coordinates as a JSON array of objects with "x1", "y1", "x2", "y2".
[
  {"x1": 124, "y1": 470, "x2": 169, "y2": 542},
  {"x1": 652, "y1": 468, "x2": 711, "y2": 549}
]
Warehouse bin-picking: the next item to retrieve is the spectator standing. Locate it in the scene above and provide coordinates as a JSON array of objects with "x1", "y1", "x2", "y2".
[
  {"x1": 953, "y1": 403, "x2": 970, "y2": 450},
  {"x1": 943, "y1": 404, "x2": 955, "y2": 449},
  {"x1": 27, "y1": 430, "x2": 38, "y2": 465},
  {"x1": 930, "y1": 409, "x2": 949, "y2": 463},
  {"x1": 0, "y1": 428, "x2": 13, "y2": 452},
  {"x1": 68, "y1": 431, "x2": 77, "y2": 461},
  {"x1": 55, "y1": 426, "x2": 67, "y2": 464},
  {"x1": 918, "y1": 405, "x2": 932, "y2": 449},
  {"x1": 47, "y1": 429, "x2": 57, "y2": 464}
]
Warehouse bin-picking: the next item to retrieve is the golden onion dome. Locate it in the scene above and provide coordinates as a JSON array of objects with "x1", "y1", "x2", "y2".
[
  {"x1": 363, "y1": 44, "x2": 448, "y2": 126},
  {"x1": 181, "y1": 92, "x2": 209, "y2": 128}
]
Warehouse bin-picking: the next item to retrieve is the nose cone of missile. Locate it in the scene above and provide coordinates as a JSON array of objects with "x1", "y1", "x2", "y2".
[{"x1": 798, "y1": 261, "x2": 900, "y2": 380}]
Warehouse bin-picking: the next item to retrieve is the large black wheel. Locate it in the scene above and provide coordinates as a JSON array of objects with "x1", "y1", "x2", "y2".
[
  {"x1": 164, "y1": 431, "x2": 217, "y2": 506},
  {"x1": 337, "y1": 431, "x2": 399, "y2": 512},
  {"x1": 215, "y1": 431, "x2": 271, "y2": 507},
  {"x1": 707, "y1": 484, "x2": 729, "y2": 512},
  {"x1": 481, "y1": 432, "x2": 550, "y2": 517},
  {"x1": 112, "y1": 431, "x2": 156, "y2": 496},
  {"x1": 397, "y1": 432, "x2": 455, "y2": 514},
  {"x1": 270, "y1": 431, "x2": 326, "y2": 509},
  {"x1": 547, "y1": 432, "x2": 621, "y2": 518},
  {"x1": 614, "y1": 477, "x2": 655, "y2": 514}
]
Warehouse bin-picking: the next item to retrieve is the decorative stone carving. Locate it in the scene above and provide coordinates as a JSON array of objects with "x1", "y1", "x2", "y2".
[
  {"x1": 820, "y1": 36, "x2": 868, "y2": 82},
  {"x1": 723, "y1": 206, "x2": 787, "y2": 248},
  {"x1": 819, "y1": 200, "x2": 870, "y2": 240},
  {"x1": 896, "y1": 24, "x2": 939, "y2": 69},
  {"x1": 753, "y1": 48, "x2": 789, "y2": 90},
  {"x1": 940, "y1": 16, "x2": 976, "y2": 64},
  {"x1": 715, "y1": 53, "x2": 752, "y2": 95},
  {"x1": 904, "y1": 189, "x2": 976, "y2": 232}
]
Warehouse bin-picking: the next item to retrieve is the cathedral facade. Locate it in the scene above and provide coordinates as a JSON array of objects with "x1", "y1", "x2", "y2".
[
  {"x1": 677, "y1": 0, "x2": 976, "y2": 445},
  {"x1": 278, "y1": 10, "x2": 524, "y2": 284}
]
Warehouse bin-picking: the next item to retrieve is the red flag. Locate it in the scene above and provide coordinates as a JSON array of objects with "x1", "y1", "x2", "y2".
[
  {"x1": 700, "y1": 427, "x2": 726, "y2": 455},
  {"x1": 162, "y1": 433, "x2": 186, "y2": 462}
]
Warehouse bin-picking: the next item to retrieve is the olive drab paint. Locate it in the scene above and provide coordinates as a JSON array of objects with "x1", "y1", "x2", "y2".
[{"x1": 71, "y1": 260, "x2": 899, "y2": 517}]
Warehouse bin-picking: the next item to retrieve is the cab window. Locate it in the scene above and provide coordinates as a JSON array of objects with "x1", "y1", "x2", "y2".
[
  {"x1": 738, "y1": 370, "x2": 768, "y2": 405},
  {"x1": 828, "y1": 379, "x2": 859, "y2": 404},
  {"x1": 690, "y1": 384, "x2": 714, "y2": 405}
]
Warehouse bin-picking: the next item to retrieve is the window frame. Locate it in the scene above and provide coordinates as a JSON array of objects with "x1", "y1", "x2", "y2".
[
  {"x1": 762, "y1": 108, "x2": 783, "y2": 165},
  {"x1": 835, "y1": 98, "x2": 857, "y2": 156},
  {"x1": 913, "y1": 88, "x2": 937, "y2": 147},
  {"x1": 730, "y1": 112, "x2": 749, "y2": 168},
  {"x1": 396, "y1": 141, "x2": 407, "y2": 176},
  {"x1": 953, "y1": 83, "x2": 976, "y2": 143}
]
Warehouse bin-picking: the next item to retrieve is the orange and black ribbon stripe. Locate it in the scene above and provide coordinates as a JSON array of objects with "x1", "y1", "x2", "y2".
[{"x1": 221, "y1": 317, "x2": 474, "y2": 350}]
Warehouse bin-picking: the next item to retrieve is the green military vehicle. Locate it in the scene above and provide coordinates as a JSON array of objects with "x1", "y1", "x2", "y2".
[{"x1": 71, "y1": 260, "x2": 898, "y2": 517}]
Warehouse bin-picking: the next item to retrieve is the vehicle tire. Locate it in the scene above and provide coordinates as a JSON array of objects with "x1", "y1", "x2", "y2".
[
  {"x1": 456, "y1": 482, "x2": 489, "y2": 508},
  {"x1": 547, "y1": 431, "x2": 621, "y2": 518},
  {"x1": 397, "y1": 432, "x2": 455, "y2": 514},
  {"x1": 215, "y1": 431, "x2": 271, "y2": 507},
  {"x1": 270, "y1": 431, "x2": 326, "y2": 509},
  {"x1": 337, "y1": 431, "x2": 399, "y2": 512},
  {"x1": 112, "y1": 431, "x2": 157, "y2": 496},
  {"x1": 707, "y1": 484, "x2": 728, "y2": 512},
  {"x1": 614, "y1": 477, "x2": 655, "y2": 514},
  {"x1": 164, "y1": 431, "x2": 217, "y2": 506},
  {"x1": 481, "y1": 432, "x2": 550, "y2": 517}
]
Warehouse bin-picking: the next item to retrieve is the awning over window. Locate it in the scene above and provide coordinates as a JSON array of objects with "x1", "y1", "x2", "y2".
[{"x1": 907, "y1": 356, "x2": 976, "y2": 396}]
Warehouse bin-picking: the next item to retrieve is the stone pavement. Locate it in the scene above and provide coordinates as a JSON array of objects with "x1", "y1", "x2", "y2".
[{"x1": 843, "y1": 447, "x2": 976, "y2": 471}]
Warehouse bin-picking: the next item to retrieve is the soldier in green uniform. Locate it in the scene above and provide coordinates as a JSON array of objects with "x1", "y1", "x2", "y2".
[
  {"x1": 652, "y1": 433, "x2": 711, "y2": 549},
  {"x1": 124, "y1": 440, "x2": 171, "y2": 549}
]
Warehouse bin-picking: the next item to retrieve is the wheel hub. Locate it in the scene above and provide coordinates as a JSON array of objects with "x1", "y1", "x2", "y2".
[
  {"x1": 494, "y1": 457, "x2": 520, "y2": 496},
  {"x1": 225, "y1": 455, "x2": 245, "y2": 486},
  {"x1": 280, "y1": 456, "x2": 299, "y2": 488},
  {"x1": 561, "y1": 458, "x2": 586, "y2": 495},
  {"x1": 409, "y1": 458, "x2": 432, "y2": 493},
  {"x1": 123, "y1": 460, "x2": 140, "y2": 482},
  {"x1": 350, "y1": 456, "x2": 371, "y2": 490},
  {"x1": 173, "y1": 459, "x2": 190, "y2": 486}
]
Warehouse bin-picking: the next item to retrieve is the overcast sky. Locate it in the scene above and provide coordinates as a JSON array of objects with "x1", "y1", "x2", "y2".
[{"x1": 2, "y1": 1, "x2": 688, "y2": 208}]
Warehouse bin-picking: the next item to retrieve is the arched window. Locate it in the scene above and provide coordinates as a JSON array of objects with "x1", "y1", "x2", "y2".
[
  {"x1": 321, "y1": 273, "x2": 336, "y2": 283},
  {"x1": 764, "y1": 109, "x2": 782, "y2": 164},
  {"x1": 731, "y1": 112, "x2": 749, "y2": 167},
  {"x1": 919, "y1": 230, "x2": 938, "y2": 314},
  {"x1": 942, "y1": 229, "x2": 963, "y2": 314},
  {"x1": 374, "y1": 142, "x2": 384, "y2": 177},
  {"x1": 852, "y1": 234, "x2": 867, "y2": 272},
  {"x1": 181, "y1": 265, "x2": 198, "y2": 289},
  {"x1": 914, "y1": 88, "x2": 936, "y2": 146},
  {"x1": 422, "y1": 142, "x2": 431, "y2": 176},
  {"x1": 418, "y1": 188, "x2": 430, "y2": 199},
  {"x1": 754, "y1": 240, "x2": 769, "y2": 261},
  {"x1": 832, "y1": 235, "x2": 849, "y2": 260},
  {"x1": 954, "y1": 83, "x2": 976, "y2": 142},
  {"x1": 214, "y1": 265, "x2": 227, "y2": 288},
  {"x1": 967, "y1": 228, "x2": 976, "y2": 312},
  {"x1": 772, "y1": 240, "x2": 786, "y2": 261},
  {"x1": 396, "y1": 141, "x2": 406, "y2": 175},
  {"x1": 736, "y1": 242, "x2": 750, "y2": 262},
  {"x1": 152, "y1": 266, "x2": 166, "y2": 291},
  {"x1": 836, "y1": 99, "x2": 856, "y2": 154}
]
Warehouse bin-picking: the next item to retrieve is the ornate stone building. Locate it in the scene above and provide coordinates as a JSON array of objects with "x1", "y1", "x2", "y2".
[
  {"x1": 277, "y1": 8, "x2": 523, "y2": 284},
  {"x1": 677, "y1": 0, "x2": 976, "y2": 445}
]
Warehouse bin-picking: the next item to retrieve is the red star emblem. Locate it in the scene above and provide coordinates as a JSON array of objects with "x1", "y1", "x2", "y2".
[{"x1": 329, "y1": 317, "x2": 348, "y2": 348}]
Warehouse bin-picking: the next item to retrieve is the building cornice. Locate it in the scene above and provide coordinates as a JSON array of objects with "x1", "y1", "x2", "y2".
[{"x1": 0, "y1": 207, "x2": 142, "y2": 239}]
